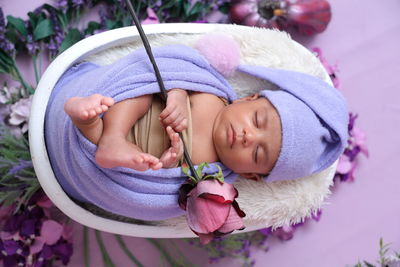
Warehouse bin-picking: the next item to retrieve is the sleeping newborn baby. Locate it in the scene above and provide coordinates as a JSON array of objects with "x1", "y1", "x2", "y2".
[
  {"x1": 46, "y1": 33, "x2": 349, "y2": 221},
  {"x1": 63, "y1": 35, "x2": 348, "y2": 183},
  {"x1": 64, "y1": 89, "x2": 281, "y2": 181}
]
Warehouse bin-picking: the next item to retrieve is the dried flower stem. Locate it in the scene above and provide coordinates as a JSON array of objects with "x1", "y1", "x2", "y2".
[{"x1": 124, "y1": 0, "x2": 199, "y2": 180}]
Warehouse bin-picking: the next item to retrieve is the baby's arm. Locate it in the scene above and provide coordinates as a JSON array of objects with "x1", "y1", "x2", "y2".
[{"x1": 159, "y1": 89, "x2": 189, "y2": 132}]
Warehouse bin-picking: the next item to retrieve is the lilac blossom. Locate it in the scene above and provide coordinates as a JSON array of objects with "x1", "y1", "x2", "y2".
[
  {"x1": 57, "y1": 0, "x2": 69, "y2": 12},
  {"x1": 47, "y1": 8, "x2": 65, "y2": 57},
  {"x1": 25, "y1": 35, "x2": 40, "y2": 56},
  {"x1": 72, "y1": 0, "x2": 85, "y2": 8},
  {"x1": 0, "y1": 8, "x2": 16, "y2": 54},
  {"x1": 0, "y1": 7, "x2": 5, "y2": 32}
]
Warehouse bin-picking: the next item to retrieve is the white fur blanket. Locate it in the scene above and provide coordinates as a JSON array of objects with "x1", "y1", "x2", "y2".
[{"x1": 85, "y1": 25, "x2": 335, "y2": 231}]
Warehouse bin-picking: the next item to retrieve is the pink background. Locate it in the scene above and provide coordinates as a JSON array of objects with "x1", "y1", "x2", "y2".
[{"x1": 1, "y1": 0, "x2": 400, "y2": 266}]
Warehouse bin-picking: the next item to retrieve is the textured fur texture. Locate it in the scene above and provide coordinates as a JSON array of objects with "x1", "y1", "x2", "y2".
[{"x1": 85, "y1": 25, "x2": 335, "y2": 230}]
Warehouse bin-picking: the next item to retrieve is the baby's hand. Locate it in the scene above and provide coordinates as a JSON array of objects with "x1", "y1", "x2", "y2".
[
  {"x1": 160, "y1": 126, "x2": 184, "y2": 168},
  {"x1": 159, "y1": 89, "x2": 188, "y2": 132}
]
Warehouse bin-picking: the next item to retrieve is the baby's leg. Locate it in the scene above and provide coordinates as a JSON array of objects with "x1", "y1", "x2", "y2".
[
  {"x1": 95, "y1": 95, "x2": 162, "y2": 171},
  {"x1": 64, "y1": 94, "x2": 114, "y2": 144}
]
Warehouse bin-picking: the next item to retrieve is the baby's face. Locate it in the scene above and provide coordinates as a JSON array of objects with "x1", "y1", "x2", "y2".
[{"x1": 212, "y1": 95, "x2": 282, "y2": 176}]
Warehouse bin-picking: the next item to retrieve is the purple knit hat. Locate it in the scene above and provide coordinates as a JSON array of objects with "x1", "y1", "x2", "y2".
[{"x1": 237, "y1": 65, "x2": 349, "y2": 182}]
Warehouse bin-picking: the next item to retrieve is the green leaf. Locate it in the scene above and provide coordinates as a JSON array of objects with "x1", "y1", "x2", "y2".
[
  {"x1": 59, "y1": 28, "x2": 81, "y2": 53},
  {"x1": 181, "y1": 165, "x2": 189, "y2": 176},
  {"x1": 196, "y1": 162, "x2": 209, "y2": 179},
  {"x1": 188, "y1": 2, "x2": 204, "y2": 17},
  {"x1": 0, "y1": 50, "x2": 14, "y2": 74},
  {"x1": 218, "y1": 3, "x2": 231, "y2": 15},
  {"x1": 28, "y1": 12, "x2": 39, "y2": 29},
  {"x1": 84, "y1": 21, "x2": 101, "y2": 36},
  {"x1": 215, "y1": 165, "x2": 224, "y2": 183},
  {"x1": 6, "y1": 16, "x2": 28, "y2": 37},
  {"x1": 33, "y1": 19, "x2": 54, "y2": 41},
  {"x1": 105, "y1": 19, "x2": 116, "y2": 30},
  {"x1": 122, "y1": 16, "x2": 132, "y2": 27}
]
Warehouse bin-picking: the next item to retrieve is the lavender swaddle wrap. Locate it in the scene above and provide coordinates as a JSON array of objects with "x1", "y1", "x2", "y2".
[{"x1": 44, "y1": 45, "x2": 238, "y2": 221}]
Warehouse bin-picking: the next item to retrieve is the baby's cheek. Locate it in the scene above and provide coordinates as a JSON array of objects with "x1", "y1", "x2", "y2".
[{"x1": 222, "y1": 153, "x2": 251, "y2": 173}]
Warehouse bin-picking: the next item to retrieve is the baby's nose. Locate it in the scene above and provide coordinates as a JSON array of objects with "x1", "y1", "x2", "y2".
[{"x1": 241, "y1": 129, "x2": 254, "y2": 147}]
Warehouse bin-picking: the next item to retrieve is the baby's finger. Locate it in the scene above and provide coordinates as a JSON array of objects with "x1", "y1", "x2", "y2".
[
  {"x1": 159, "y1": 104, "x2": 175, "y2": 119},
  {"x1": 174, "y1": 118, "x2": 188, "y2": 132},
  {"x1": 170, "y1": 116, "x2": 186, "y2": 132},
  {"x1": 162, "y1": 109, "x2": 180, "y2": 126},
  {"x1": 171, "y1": 133, "x2": 182, "y2": 151},
  {"x1": 166, "y1": 126, "x2": 176, "y2": 138}
]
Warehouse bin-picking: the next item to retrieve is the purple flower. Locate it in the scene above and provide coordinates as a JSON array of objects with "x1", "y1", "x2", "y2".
[
  {"x1": 335, "y1": 113, "x2": 368, "y2": 182},
  {"x1": 312, "y1": 47, "x2": 340, "y2": 88},
  {"x1": 25, "y1": 35, "x2": 40, "y2": 56},
  {"x1": 141, "y1": 8, "x2": 159, "y2": 25},
  {"x1": 8, "y1": 160, "x2": 33, "y2": 176},
  {"x1": 272, "y1": 225, "x2": 295, "y2": 241},
  {"x1": 0, "y1": 8, "x2": 5, "y2": 33},
  {"x1": 312, "y1": 209, "x2": 322, "y2": 221},
  {"x1": 2, "y1": 239, "x2": 20, "y2": 255},
  {"x1": 72, "y1": 0, "x2": 85, "y2": 8},
  {"x1": 57, "y1": 0, "x2": 69, "y2": 12},
  {"x1": 1, "y1": 192, "x2": 73, "y2": 266},
  {"x1": 258, "y1": 227, "x2": 272, "y2": 236},
  {"x1": 20, "y1": 219, "x2": 37, "y2": 238},
  {"x1": 53, "y1": 242, "x2": 73, "y2": 265}
]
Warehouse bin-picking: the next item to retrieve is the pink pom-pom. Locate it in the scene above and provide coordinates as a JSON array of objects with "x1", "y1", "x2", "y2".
[{"x1": 195, "y1": 34, "x2": 241, "y2": 77}]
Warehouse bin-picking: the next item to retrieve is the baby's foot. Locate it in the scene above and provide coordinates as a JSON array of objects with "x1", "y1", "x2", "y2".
[
  {"x1": 96, "y1": 137, "x2": 162, "y2": 171},
  {"x1": 64, "y1": 94, "x2": 114, "y2": 124}
]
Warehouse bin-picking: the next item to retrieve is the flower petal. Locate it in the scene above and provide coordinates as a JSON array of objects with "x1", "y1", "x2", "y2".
[
  {"x1": 190, "y1": 179, "x2": 237, "y2": 202},
  {"x1": 337, "y1": 155, "x2": 352, "y2": 174},
  {"x1": 30, "y1": 237, "x2": 45, "y2": 255},
  {"x1": 216, "y1": 206, "x2": 245, "y2": 234},
  {"x1": 40, "y1": 220, "x2": 63, "y2": 245},
  {"x1": 141, "y1": 8, "x2": 159, "y2": 25},
  {"x1": 186, "y1": 194, "x2": 230, "y2": 234},
  {"x1": 197, "y1": 233, "x2": 215, "y2": 245}
]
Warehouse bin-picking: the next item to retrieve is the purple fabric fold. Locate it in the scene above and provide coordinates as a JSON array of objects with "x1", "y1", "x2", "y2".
[{"x1": 44, "y1": 45, "x2": 238, "y2": 221}]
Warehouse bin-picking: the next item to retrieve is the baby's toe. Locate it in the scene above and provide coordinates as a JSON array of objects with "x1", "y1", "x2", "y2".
[
  {"x1": 88, "y1": 109, "x2": 97, "y2": 118},
  {"x1": 95, "y1": 106, "x2": 103, "y2": 114},
  {"x1": 101, "y1": 104, "x2": 109, "y2": 112},
  {"x1": 80, "y1": 110, "x2": 89, "y2": 120},
  {"x1": 101, "y1": 96, "x2": 114, "y2": 107}
]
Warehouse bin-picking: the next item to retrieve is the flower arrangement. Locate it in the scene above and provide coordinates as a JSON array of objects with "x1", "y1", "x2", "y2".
[{"x1": 0, "y1": 0, "x2": 369, "y2": 266}]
